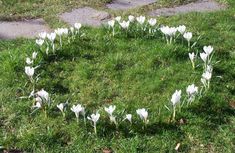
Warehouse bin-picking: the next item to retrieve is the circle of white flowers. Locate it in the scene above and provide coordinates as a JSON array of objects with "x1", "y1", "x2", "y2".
[{"x1": 24, "y1": 16, "x2": 215, "y2": 134}]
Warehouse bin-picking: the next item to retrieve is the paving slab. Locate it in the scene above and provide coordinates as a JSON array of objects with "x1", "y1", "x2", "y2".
[
  {"x1": 0, "y1": 19, "x2": 51, "y2": 39},
  {"x1": 149, "y1": 0, "x2": 225, "y2": 16},
  {"x1": 107, "y1": 0, "x2": 157, "y2": 10},
  {"x1": 60, "y1": 7, "x2": 111, "y2": 27}
]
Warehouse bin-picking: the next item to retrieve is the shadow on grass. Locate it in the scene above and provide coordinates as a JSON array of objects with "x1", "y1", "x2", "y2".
[
  {"x1": 42, "y1": 35, "x2": 98, "y2": 63},
  {"x1": 188, "y1": 95, "x2": 235, "y2": 129},
  {"x1": 96, "y1": 120, "x2": 183, "y2": 139}
]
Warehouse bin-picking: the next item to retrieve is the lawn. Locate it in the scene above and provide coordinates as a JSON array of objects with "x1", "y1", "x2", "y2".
[{"x1": 0, "y1": 0, "x2": 235, "y2": 153}]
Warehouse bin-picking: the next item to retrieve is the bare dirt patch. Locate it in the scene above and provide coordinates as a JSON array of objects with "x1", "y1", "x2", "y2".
[
  {"x1": 0, "y1": 19, "x2": 51, "y2": 39},
  {"x1": 59, "y1": 7, "x2": 111, "y2": 27},
  {"x1": 106, "y1": 0, "x2": 157, "y2": 10},
  {"x1": 149, "y1": 0, "x2": 226, "y2": 16}
]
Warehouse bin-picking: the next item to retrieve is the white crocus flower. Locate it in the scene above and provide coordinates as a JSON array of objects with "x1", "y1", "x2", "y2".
[
  {"x1": 183, "y1": 32, "x2": 192, "y2": 50},
  {"x1": 104, "y1": 105, "x2": 116, "y2": 116},
  {"x1": 47, "y1": 33, "x2": 56, "y2": 46},
  {"x1": 36, "y1": 39, "x2": 44, "y2": 46},
  {"x1": 74, "y1": 23, "x2": 82, "y2": 30},
  {"x1": 124, "y1": 114, "x2": 132, "y2": 123},
  {"x1": 203, "y1": 45, "x2": 213, "y2": 55},
  {"x1": 183, "y1": 32, "x2": 192, "y2": 42},
  {"x1": 108, "y1": 20, "x2": 115, "y2": 28},
  {"x1": 47, "y1": 32, "x2": 56, "y2": 42},
  {"x1": 115, "y1": 16, "x2": 121, "y2": 23},
  {"x1": 70, "y1": 27, "x2": 74, "y2": 34},
  {"x1": 200, "y1": 52, "x2": 208, "y2": 63},
  {"x1": 186, "y1": 84, "x2": 198, "y2": 103},
  {"x1": 87, "y1": 113, "x2": 100, "y2": 123},
  {"x1": 63, "y1": 28, "x2": 69, "y2": 35},
  {"x1": 104, "y1": 105, "x2": 117, "y2": 125},
  {"x1": 71, "y1": 104, "x2": 85, "y2": 122},
  {"x1": 160, "y1": 26, "x2": 169, "y2": 35},
  {"x1": 160, "y1": 26, "x2": 170, "y2": 43},
  {"x1": 168, "y1": 27, "x2": 177, "y2": 36},
  {"x1": 189, "y1": 52, "x2": 195, "y2": 61},
  {"x1": 136, "y1": 16, "x2": 146, "y2": 25},
  {"x1": 57, "y1": 103, "x2": 64, "y2": 112},
  {"x1": 186, "y1": 84, "x2": 198, "y2": 96},
  {"x1": 171, "y1": 90, "x2": 182, "y2": 106},
  {"x1": 87, "y1": 112, "x2": 100, "y2": 134},
  {"x1": 119, "y1": 21, "x2": 130, "y2": 29},
  {"x1": 148, "y1": 18, "x2": 157, "y2": 26},
  {"x1": 25, "y1": 66, "x2": 34, "y2": 78},
  {"x1": 55, "y1": 28, "x2": 68, "y2": 36},
  {"x1": 202, "y1": 68, "x2": 213, "y2": 89},
  {"x1": 36, "y1": 89, "x2": 49, "y2": 103},
  {"x1": 160, "y1": 26, "x2": 177, "y2": 44},
  {"x1": 33, "y1": 102, "x2": 42, "y2": 109},
  {"x1": 32, "y1": 52, "x2": 38, "y2": 59},
  {"x1": 108, "y1": 20, "x2": 115, "y2": 36},
  {"x1": 136, "y1": 108, "x2": 148, "y2": 124},
  {"x1": 55, "y1": 28, "x2": 64, "y2": 36},
  {"x1": 26, "y1": 57, "x2": 33, "y2": 65},
  {"x1": 171, "y1": 90, "x2": 182, "y2": 121},
  {"x1": 38, "y1": 32, "x2": 47, "y2": 39},
  {"x1": 202, "y1": 71, "x2": 212, "y2": 81},
  {"x1": 57, "y1": 103, "x2": 67, "y2": 117},
  {"x1": 177, "y1": 25, "x2": 186, "y2": 34},
  {"x1": 74, "y1": 23, "x2": 82, "y2": 35},
  {"x1": 168, "y1": 27, "x2": 177, "y2": 44},
  {"x1": 54, "y1": 28, "x2": 68, "y2": 47},
  {"x1": 161, "y1": 26, "x2": 177, "y2": 37},
  {"x1": 47, "y1": 32, "x2": 56, "y2": 52},
  {"x1": 35, "y1": 96, "x2": 42, "y2": 103},
  {"x1": 128, "y1": 15, "x2": 135, "y2": 22},
  {"x1": 189, "y1": 52, "x2": 195, "y2": 69}
]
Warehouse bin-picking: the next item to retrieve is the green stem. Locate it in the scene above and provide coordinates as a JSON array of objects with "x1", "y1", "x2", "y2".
[
  {"x1": 60, "y1": 36, "x2": 62, "y2": 48},
  {"x1": 166, "y1": 36, "x2": 169, "y2": 44},
  {"x1": 94, "y1": 123, "x2": 97, "y2": 135},
  {"x1": 76, "y1": 117, "x2": 79, "y2": 123},
  {"x1": 188, "y1": 41, "x2": 190, "y2": 51},
  {"x1": 191, "y1": 61, "x2": 195, "y2": 70},
  {"x1": 62, "y1": 112, "x2": 65, "y2": 118},
  {"x1": 52, "y1": 43, "x2": 55, "y2": 54},
  {"x1": 83, "y1": 115, "x2": 86, "y2": 126},
  {"x1": 112, "y1": 28, "x2": 115, "y2": 36},
  {"x1": 170, "y1": 37, "x2": 172, "y2": 44},
  {"x1": 44, "y1": 108, "x2": 47, "y2": 118},
  {"x1": 172, "y1": 106, "x2": 176, "y2": 122}
]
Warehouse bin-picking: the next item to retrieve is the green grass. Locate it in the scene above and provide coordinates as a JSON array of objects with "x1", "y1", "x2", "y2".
[{"x1": 1, "y1": 0, "x2": 235, "y2": 152}]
